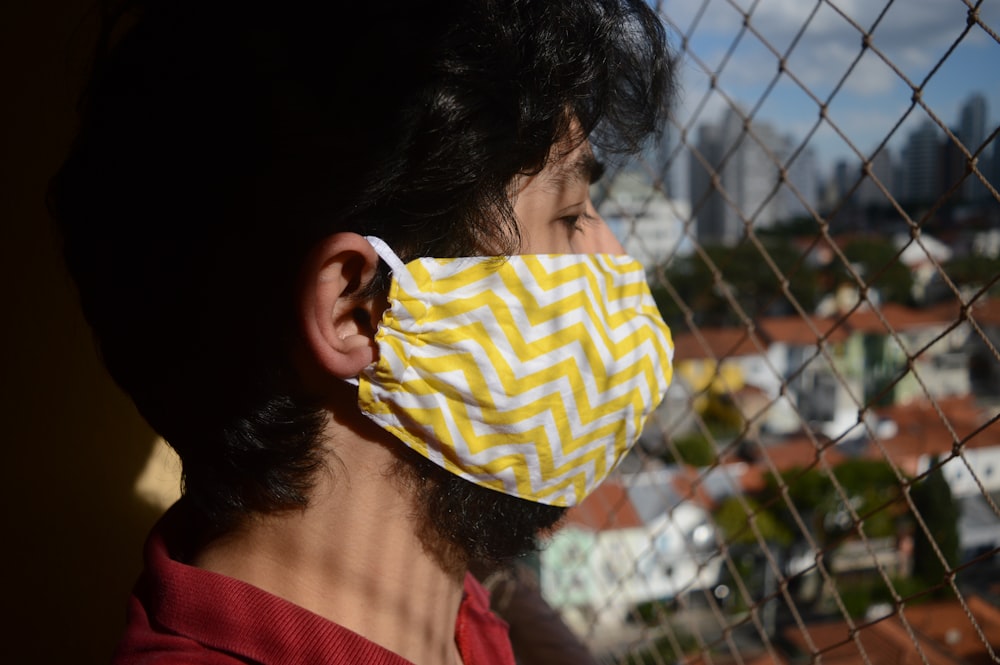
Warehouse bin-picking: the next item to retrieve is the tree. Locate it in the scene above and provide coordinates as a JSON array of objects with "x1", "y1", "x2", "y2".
[
  {"x1": 661, "y1": 432, "x2": 717, "y2": 467},
  {"x1": 760, "y1": 460, "x2": 903, "y2": 545},
  {"x1": 910, "y1": 457, "x2": 960, "y2": 595},
  {"x1": 657, "y1": 239, "x2": 820, "y2": 328},
  {"x1": 941, "y1": 254, "x2": 1000, "y2": 298},
  {"x1": 835, "y1": 236, "x2": 914, "y2": 305},
  {"x1": 713, "y1": 495, "x2": 794, "y2": 548}
]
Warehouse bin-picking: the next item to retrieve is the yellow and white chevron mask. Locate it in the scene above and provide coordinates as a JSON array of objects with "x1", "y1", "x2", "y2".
[{"x1": 355, "y1": 236, "x2": 674, "y2": 507}]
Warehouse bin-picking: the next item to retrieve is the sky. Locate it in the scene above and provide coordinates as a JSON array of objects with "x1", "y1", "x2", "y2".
[{"x1": 655, "y1": 0, "x2": 1000, "y2": 182}]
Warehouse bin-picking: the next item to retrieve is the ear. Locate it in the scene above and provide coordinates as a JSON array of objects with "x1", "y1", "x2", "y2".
[{"x1": 299, "y1": 232, "x2": 383, "y2": 379}]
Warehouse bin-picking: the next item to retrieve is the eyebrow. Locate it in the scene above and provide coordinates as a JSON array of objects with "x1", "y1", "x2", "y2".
[{"x1": 552, "y1": 147, "x2": 606, "y2": 188}]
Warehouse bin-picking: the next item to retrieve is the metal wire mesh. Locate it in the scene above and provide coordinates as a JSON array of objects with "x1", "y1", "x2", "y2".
[{"x1": 539, "y1": 1, "x2": 1000, "y2": 663}]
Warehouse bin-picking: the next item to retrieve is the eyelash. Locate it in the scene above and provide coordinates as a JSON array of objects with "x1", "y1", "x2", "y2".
[{"x1": 560, "y1": 210, "x2": 597, "y2": 232}]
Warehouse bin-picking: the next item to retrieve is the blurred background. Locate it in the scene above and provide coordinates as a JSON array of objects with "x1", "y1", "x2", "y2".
[
  {"x1": 553, "y1": 1, "x2": 1000, "y2": 663},
  {"x1": 5, "y1": 1, "x2": 1000, "y2": 663}
]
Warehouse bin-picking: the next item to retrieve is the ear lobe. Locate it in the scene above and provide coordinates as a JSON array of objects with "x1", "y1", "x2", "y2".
[{"x1": 299, "y1": 232, "x2": 383, "y2": 379}]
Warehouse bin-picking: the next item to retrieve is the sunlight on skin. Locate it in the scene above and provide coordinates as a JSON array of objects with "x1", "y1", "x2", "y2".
[{"x1": 133, "y1": 437, "x2": 182, "y2": 511}]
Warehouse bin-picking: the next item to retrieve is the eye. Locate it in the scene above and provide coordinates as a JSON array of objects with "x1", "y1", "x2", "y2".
[
  {"x1": 559, "y1": 208, "x2": 598, "y2": 234},
  {"x1": 560, "y1": 214, "x2": 584, "y2": 232}
]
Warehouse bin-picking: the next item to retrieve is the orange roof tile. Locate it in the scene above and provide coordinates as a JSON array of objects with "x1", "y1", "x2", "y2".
[
  {"x1": 672, "y1": 327, "x2": 765, "y2": 361},
  {"x1": 969, "y1": 297, "x2": 1000, "y2": 328},
  {"x1": 782, "y1": 613, "x2": 962, "y2": 665},
  {"x1": 843, "y1": 301, "x2": 959, "y2": 335},
  {"x1": 758, "y1": 314, "x2": 850, "y2": 346},
  {"x1": 675, "y1": 298, "x2": 994, "y2": 363},
  {"x1": 743, "y1": 435, "x2": 851, "y2": 475},
  {"x1": 872, "y1": 396, "x2": 1000, "y2": 476},
  {"x1": 904, "y1": 597, "x2": 1000, "y2": 665},
  {"x1": 682, "y1": 649, "x2": 787, "y2": 665},
  {"x1": 562, "y1": 479, "x2": 644, "y2": 532}
]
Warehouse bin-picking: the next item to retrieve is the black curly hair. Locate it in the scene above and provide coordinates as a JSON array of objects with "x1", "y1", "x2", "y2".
[{"x1": 49, "y1": 0, "x2": 674, "y2": 535}]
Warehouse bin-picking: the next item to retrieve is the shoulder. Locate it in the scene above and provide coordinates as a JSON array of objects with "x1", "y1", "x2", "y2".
[
  {"x1": 112, "y1": 592, "x2": 246, "y2": 665},
  {"x1": 456, "y1": 573, "x2": 517, "y2": 665}
]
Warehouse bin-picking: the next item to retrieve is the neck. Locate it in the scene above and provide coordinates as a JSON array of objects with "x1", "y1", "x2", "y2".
[{"x1": 193, "y1": 425, "x2": 467, "y2": 665}]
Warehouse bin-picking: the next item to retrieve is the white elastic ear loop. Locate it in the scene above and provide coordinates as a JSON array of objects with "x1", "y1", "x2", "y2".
[
  {"x1": 343, "y1": 236, "x2": 405, "y2": 388},
  {"x1": 364, "y1": 235, "x2": 407, "y2": 273}
]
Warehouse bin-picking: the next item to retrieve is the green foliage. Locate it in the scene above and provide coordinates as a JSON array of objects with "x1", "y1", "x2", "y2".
[
  {"x1": 663, "y1": 432, "x2": 718, "y2": 467},
  {"x1": 628, "y1": 598, "x2": 673, "y2": 626},
  {"x1": 911, "y1": 458, "x2": 960, "y2": 595},
  {"x1": 758, "y1": 216, "x2": 821, "y2": 237},
  {"x1": 657, "y1": 238, "x2": 820, "y2": 327},
  {"x1": 649, "y1": 283, "x2": 683, "y2": 328},
  {"x1": 837, "y1": 580, "x2": 878, "y2": 618},
  {"x1": 834, "y1": 459, "x2": 901, "y2": 538},
  {"x1": 763, "y1": 467, "x2": 831, "y2": 515},
  {"x1": 760, "y1": 460, "x2": 903, "y2": 545},
  {"x1": 833, "y1": 574, "x2": 935, "y2": 618},
  {"x1": 835, "y1": 236, "x2": 913, "y2": 304},
  {"x1": 713, "y1": 496, "x2": 794, "y2": 548},
  {"x1": 942, "y1": 254, "x2": 1000, "y2": 296},
  {"x1": 699, "y1": 393, "x2": 744, "y2": 434}
]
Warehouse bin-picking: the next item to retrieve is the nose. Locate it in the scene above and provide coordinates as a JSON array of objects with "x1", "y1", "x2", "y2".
[{"x1": 572, "y1": 214, "x2": 626, "y2": 254}]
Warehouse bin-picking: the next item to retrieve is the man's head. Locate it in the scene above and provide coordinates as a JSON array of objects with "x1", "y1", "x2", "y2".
[{"x1": 50, "y1": 0, "x2": 673, "y2": 559}]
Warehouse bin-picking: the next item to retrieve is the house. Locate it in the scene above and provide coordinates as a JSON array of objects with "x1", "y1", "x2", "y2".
[
  {"x1": 965, "y1": 297, "x2": 1000, "y2": 397},
  {"x1": 874, "y1": 395, "x2": 1000, "y2": 477},
  {"x1": 677, "y1": 593, "x2": 1000, "y2": 665},
  {"x1": 539, "y1": 464, "x2": 724, "y2": 629},
  {"x1": 780, "y1": 595, "x2": 1000, "y2": 665},
  {"x1": 668, "y1": 299, "x2": 991, "y2": 443},
  {"x1": 843, "y1": 301, "x2": 970, "y2": 407},
  {"x1": 667, "y1": 323, "x2": 812, "y2": 438},
  {"x1": 735, "y1": 395, "x2": 1000, "y2": 569},
  {"x1": 892, "y1": 231, "x2": 953, "y2": 303}
]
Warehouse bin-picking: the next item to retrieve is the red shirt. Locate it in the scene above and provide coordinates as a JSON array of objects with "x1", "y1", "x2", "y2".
[{"x1": 114, "y1": 505, "x2": 516, "y2": 665}]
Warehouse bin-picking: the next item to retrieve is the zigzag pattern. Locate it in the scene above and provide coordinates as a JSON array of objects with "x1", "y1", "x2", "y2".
[{"x1": 358, "y1": 253, "x2": 674, "y2": 507}]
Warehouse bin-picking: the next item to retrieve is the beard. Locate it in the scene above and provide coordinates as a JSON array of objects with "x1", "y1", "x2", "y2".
[{"x1": 391, "y1": 446, "x2": 566, "y2": 576}]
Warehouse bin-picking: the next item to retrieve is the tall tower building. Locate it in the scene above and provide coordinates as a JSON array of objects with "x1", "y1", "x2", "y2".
[
  {"x1": 901, "y1": 120, "x2": 941, "y2": 205},
  {"x1": 782, "y1": 143, "x2": 819, "y2": 220},
  {"x1": 832, "y1": 159, "x2": 851, "y2": 202},
  {"x1": 959, "y1": 93, "x2": 990, "y2": 202},
  {"x1": 960, "y1": 93, "x2": 988, "y2": 153},
  {"x1": 992, "y1": 139, "x2": 1000, "y2": 201},
  {"x1": 689, "y1": 108, "x2": 792, "y2": 246},
  {"x1": 689, "y1": 122, "x2": 729, "y2": 244},
  {"x1": 856, "y1": 146, "x2": 894, "y2": 209}
]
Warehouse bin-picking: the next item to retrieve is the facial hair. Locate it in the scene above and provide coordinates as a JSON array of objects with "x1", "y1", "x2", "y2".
[{"x1": 391, "y1": 446, "x2": 566, "y2": 576}]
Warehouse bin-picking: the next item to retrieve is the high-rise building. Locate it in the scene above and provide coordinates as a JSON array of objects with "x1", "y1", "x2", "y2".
[
  {"x1": 901, "y1": 120, "x2": 941, "y2": 205},
  {"x1": 959, "y1": 93, "x2": 990, "y2": 202},
  {"x1": 783, "y1": 143, "x2": 820, "y2": 220},
  {"x1": 689, "y1": 122, "x2": 729, "y2": 243},
  {"x1": 992, "y1": 139, "x2": 1000, "y2": 200},
  {"x1": 689, "y1": 108, "x2": 805, "y2": 246},
  {"x1": 833, "y1": 159, "x2": 850, "y2": 200},
  {"x1": 960, "y1": 93, "x2": 988, "y2": 153},
  {"x1": 940, "y1": 125, "x2": 969, "y2": 203},
  {"x1": 856, "y1": 146, "x2": 894, "y2": 209}
]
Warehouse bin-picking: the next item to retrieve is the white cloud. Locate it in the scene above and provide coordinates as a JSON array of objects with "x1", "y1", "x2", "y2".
[
  {"x1": 664, "y1": 0, "x2": 994, "y2": 94},
  {"x1": 659, "y1": 0, "x2": 1000, "y2": 174}
]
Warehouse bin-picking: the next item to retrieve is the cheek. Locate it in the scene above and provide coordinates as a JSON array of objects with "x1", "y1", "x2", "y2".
[
  {"x1": 528, "y1": 227, "x2": 576, "y2": 254},
  {"x1": 570, "y1": 218, "x2": 625, "y2": 254},
  {"x1": 513, "y1": 201, "x2": 575, "y2": 254}
]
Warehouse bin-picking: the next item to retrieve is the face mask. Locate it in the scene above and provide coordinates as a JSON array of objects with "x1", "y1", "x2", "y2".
[{"x1": 354, "y1": 236, "x2": 673, "y2": 507}]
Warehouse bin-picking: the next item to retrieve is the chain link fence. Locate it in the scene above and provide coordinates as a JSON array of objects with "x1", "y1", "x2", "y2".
[{"x1": 540, "y1": 1, "x2": 1000, "y2": 663}]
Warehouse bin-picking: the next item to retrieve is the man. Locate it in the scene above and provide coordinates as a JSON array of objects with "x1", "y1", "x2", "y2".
[{"x1": 50, "y1": 1, "x2": 675, "y2": 663}]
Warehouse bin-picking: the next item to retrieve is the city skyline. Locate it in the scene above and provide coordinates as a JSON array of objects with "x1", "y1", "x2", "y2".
[
  {"x1": 683, "y1": 91, "x2": 997, "y2": 245},
  {"x1": 661, "y1": 0, "x2": 1000, "y2": 178}
]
